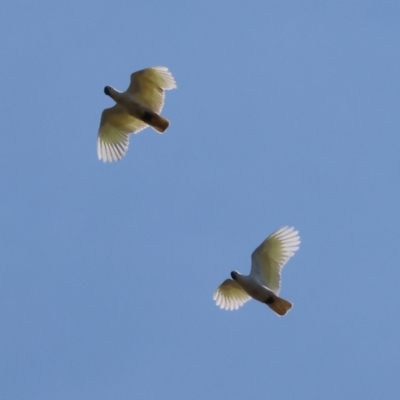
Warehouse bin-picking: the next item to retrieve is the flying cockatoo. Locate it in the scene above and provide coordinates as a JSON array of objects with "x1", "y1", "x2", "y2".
[
  {"x1": 213, "y1": 226, "x2": 300, "y2": 316},
  {"x1": 97, "y1": 66, "x2": 177, "y2": 162}
]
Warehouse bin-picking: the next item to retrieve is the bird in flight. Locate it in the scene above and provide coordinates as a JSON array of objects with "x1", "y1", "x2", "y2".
[
  {"x1": 97, "y1": 66, "x2": 177, "y2": 162},
  {"x1": 213, "y1": 226, "x2": 300, "y2": 316}
]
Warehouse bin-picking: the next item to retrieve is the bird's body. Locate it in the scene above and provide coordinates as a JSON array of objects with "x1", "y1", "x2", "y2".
[
  {"x1": 97, "y1": 66, "x2": 176, "y2": 162},
  {"x1": 213, "y1": 226, "x2": 300, "y2": 316},
  {"x1": 104, "y1": 87, "x2": 170, "y2": 133},
  {"x1": 230, "y1": 273, "x2": 274, "y2": 303},
  {"x1": 104, "y1": 87, "x2": 142, "y2": 116}
]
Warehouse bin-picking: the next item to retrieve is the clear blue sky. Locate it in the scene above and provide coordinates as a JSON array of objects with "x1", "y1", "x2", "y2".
[{"x1": 1, "y1": 2, "x2": 399, "y2": 399}]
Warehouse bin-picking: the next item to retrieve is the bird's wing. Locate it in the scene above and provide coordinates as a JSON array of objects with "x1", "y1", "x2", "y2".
[
  {"x1": 127, "y1": 66, "x2": 177, "y2": 114},
  {"x1": 213, "y1": 279, "x2": 251, "y2": 310},
  {"x1": 97, "y1": 105, "x2": 147, "y2": 162},
  {"x1": 250, "y1": 226, "x2": 300, "y2": 295}
]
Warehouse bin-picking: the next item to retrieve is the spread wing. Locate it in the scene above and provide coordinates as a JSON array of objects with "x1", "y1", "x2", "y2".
[
  {"x1": 97, "y1": 105, "x2": 147, "y2": 162},
  {"x1": 127, "y1": 66, "x2": 177, "y2": 113},
  {"x1": 213, "y1": 279, "x2": 251, "y2": 311},
  {"x1": 250, "y1": 226, "x2": 300, "y2": 295}
]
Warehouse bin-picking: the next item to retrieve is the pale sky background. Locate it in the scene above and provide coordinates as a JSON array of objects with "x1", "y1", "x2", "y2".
[{"x1": 1, "y1": 2, "x2": 400, "y2": 399}]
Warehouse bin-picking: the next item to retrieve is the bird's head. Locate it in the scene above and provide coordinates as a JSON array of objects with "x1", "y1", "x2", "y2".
[
  {"x1": 230, "y1": 271, "x2": 239, "y2": 281},
  {"x1": 104, "y1": 86, "x2": 111, "y2": 96}
]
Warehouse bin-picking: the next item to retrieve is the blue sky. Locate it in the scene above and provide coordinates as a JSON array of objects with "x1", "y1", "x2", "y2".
[{"x1": 1, "y1": 2, "x2": 400, "y2": 399}]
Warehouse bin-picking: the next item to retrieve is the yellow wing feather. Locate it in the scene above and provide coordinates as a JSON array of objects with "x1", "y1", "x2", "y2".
[
  {"x1": 250, "y1": 226, "x2": 300, "y2": 295},
  {"x1": 97, "y1": 105, "x2": 147, "y2": 162},
  {"x1": 213, "y1": 279, "x2": 251, "y2": 311},
  {"x1": 128, "y1": 67, "x2": 177, "y2": 113}
]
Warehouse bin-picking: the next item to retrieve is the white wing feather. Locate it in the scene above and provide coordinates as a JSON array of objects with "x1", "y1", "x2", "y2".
[
  {"x1": 213, "y1": 279, "x2": 251, "y2": 311},
  {"x1": 250, "y1": 226, "x2": 300, "y2": 295}
]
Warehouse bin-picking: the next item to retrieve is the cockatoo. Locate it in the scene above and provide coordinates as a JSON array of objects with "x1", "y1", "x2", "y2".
[
  {"x1": 213, "y1": 226, "x2": 300, "y2": 316},
  {"x1": 97, "y1": 66, "x2": 177, "y2": 162}
]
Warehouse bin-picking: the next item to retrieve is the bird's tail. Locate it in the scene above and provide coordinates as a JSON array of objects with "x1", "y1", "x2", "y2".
[
  {"x1": 142, "y1": 110, "x2": 170, "y2": 133},
  {"x1": 266, "y1": 294, "x2": 292, "y2": 316}
]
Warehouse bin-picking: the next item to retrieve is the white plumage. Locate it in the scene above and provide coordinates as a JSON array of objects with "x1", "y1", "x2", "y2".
[
  {"x1": 97, "y1": 66, "x2": 177, "y2": 162},
  {"x1": 213, "y1": 226, "x2": 300, "y2": 316}
]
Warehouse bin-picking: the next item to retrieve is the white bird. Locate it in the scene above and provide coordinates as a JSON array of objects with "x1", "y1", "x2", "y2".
[
  {"x1": 213, "y1": 226, "x2": 300, "y2": 316},
  {"x1": 97, "y1": 66, "x2": 177, "y2": 162}
]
